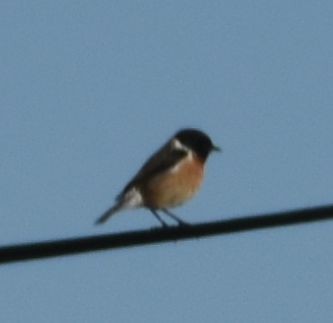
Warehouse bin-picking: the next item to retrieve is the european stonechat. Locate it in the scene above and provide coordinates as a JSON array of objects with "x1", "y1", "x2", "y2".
[{"x1": 95, "y1": 128, "x2": 220, "y2": 226}]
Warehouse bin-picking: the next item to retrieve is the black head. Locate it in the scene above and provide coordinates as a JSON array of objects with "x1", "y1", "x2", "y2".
[{"x1": 175, "y1": 128, "x2": 220, "y2": 161}]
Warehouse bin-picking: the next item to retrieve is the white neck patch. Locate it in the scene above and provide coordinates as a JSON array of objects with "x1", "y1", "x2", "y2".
[
  {"x1": 170, "y1": 139, "x2": 193, "y2": 174},
  {"x1": 172, "y1": 139, "x2": 191, "y2": 153}
]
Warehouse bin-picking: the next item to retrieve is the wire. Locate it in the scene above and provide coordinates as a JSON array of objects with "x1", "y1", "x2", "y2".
[{"x1": 1, "y1": 204, "x2": 333, "y2": 265}]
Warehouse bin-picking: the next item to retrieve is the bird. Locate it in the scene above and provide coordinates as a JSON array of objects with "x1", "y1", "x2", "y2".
[{"x1": 95, "y1": 128, "x2": 220, "y2": 227}]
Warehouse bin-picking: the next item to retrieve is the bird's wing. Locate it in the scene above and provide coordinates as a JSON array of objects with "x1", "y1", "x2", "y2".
[{"x1": 117, "y1": 142, "x2": 187, "y2": 201}]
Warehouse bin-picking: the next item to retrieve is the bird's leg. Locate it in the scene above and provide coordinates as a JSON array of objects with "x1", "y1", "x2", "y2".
[
  {"x1": 150, "y1": 209, "x2": 168, "y2": 227},
  {"x1": 161, "y1": 209, "x2": 190, "y2": 226}
]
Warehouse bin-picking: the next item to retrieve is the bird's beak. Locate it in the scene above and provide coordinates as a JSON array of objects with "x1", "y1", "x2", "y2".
[{"x1": 212, "y1": 144, "x2": 222, "y2": 152}]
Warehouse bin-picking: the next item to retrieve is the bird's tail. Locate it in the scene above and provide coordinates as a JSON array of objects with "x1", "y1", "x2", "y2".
[
  {"x1": 95, "y1": 188, "x2": 142, "y2": 225},
  {"x1": 95, "y1": 203, "x2": 123, "y2": 225}
]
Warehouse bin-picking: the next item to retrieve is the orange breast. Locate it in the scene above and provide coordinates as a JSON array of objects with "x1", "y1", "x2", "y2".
[{"x1": 141, "y1": 156, "x2": 204, "y2": 209}]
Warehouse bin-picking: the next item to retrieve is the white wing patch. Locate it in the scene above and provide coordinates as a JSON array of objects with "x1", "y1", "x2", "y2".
[{"x1": 122, "y1": 187, "x2": 143, "y2": 209}]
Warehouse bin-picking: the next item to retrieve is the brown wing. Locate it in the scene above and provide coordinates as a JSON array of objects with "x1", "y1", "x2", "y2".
[{"x1": 116, "y1": 142, "x2": 187, "y2": 201}]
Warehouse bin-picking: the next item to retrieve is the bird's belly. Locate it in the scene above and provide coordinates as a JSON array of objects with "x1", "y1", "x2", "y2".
[{"x1": 142, "y1": 158, "x2": 204, "y2": 209}]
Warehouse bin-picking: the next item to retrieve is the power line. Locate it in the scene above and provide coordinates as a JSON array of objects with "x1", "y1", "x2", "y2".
[{"x1": 1, "y1": 204, "x2": 333, "y2": 265}]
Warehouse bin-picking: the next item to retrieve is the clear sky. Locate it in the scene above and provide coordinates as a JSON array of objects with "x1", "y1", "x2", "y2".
[{"x1": 1, "y1": 1, "x2": 333, "y2": 322}]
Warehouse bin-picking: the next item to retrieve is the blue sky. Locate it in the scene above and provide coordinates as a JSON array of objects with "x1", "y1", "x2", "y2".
[{"x1": 1, "y1": 1, "x2": 333, "y2": 322}]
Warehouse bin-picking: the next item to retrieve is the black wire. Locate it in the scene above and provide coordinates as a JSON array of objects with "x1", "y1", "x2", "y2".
[{"x1": 1, "y1": 204, "x2": 333, "y2": 265}]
